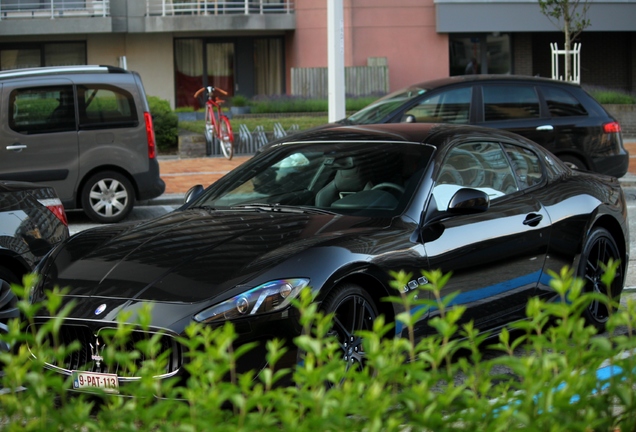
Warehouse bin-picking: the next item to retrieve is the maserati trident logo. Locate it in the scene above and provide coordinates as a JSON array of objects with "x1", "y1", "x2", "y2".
[
  {"x1": 94, "y1": 304, "x2": 107, "y2": 315},
  {"x1": 89, "y1": 338, "x2": 105, "y2": 368}
]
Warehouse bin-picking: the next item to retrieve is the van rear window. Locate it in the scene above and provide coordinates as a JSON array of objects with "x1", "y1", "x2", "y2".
[{"x1": 77, "y1": 85, "x2": 138, "y2": 129}]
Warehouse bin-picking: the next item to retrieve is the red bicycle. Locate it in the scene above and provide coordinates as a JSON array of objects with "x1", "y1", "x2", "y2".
[{"x1": 194, "y1": 86, "x2": 235, "y2": 159}]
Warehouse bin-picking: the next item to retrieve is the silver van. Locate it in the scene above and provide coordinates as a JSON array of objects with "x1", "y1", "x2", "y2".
[{"x1": 0, "y1": 65, "x2": 165, "y2": 223}]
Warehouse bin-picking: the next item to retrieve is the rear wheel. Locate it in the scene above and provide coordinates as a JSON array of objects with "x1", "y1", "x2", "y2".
[
  {"x1": 559, "y1": 154, "x2": 587, "y2": 171},
  {"x1": 81, "y1": 171, "x2": 134, "y2": 224},
  {"x1": 218, "y1": 116, "x2": 234, "y2": 160},
  {"x1": 578, "y1": 227, "x2": 622, "y2": 331},
  {"x1": 320, "y1": 283, "x2": 378, "y2": 372}
]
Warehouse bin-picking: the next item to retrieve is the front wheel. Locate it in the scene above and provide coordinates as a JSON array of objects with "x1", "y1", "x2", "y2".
[
  {"x1": 320, "y1": 283, "x2": 378, "y2": 372},
  {"x1": 81, "y1": 171, "x2": 134, "y2": 224},
  {"x1": 578, "y1": 227, "x2": 623, "y2": 331},
  {"x1": 217, "y1": 116, "x2": 234, "y2": 160},
  {"x1": 204, "y1": 108, "x2": 214, "y2": 151},
  {"x1": 0, "y1": 266, "x2": 20, "y2": 353}
]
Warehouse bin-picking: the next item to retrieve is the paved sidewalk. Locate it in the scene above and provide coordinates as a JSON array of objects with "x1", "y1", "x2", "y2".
[{"x1": 147, "y1": 138, "x2": 636, "y2": 205}]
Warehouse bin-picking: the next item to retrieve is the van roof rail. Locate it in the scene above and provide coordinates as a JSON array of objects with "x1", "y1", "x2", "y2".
[{"x1": 0, "y1": 65, "x2": 128, "y2": 79}]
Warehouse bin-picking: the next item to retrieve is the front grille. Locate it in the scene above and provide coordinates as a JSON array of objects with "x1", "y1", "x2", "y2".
[{"x1": 27, "y1": 323, "x2": 183, "y2": 380}]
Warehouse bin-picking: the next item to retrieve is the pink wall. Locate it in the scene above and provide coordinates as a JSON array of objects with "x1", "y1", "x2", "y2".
[{"x1": 288, "y1": 0, "x2": 449, "y2": 94}]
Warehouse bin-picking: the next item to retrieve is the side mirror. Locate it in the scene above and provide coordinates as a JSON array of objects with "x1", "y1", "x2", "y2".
[
  {"x1": 447, "y1": 188, "x2": 490, "y2": 214},
  {"x1": 184, "y1": 184, "x2": 205, "y2": 204},
  {"x1": 401, "y1": 114, "x2": 416, "y2": 123}
]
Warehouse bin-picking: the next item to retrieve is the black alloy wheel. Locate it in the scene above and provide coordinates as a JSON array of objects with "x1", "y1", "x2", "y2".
[
  {"x1": 0, "y1": 266, "x2": 20, "y2": 353},
  {"x1": 321, "y1": 283, "x2": 378, "y2": 372},
  {"x1": 578, "y1": 227, "x2": 622, "y2": 331}
]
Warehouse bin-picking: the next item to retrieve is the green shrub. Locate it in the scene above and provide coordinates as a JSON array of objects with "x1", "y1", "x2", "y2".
[
  {"x1": 588, "y1": 88, "x2": 636, "y2": 104},
  {"x1": 2, "y1": 267, "x2": 635, "y2": 430},
  {"x1": 147, "y1": 96, "x2": 178, "y2": 153},
  {"x1": 231, "y1": 94, "x2": 250, "y2": 107}
]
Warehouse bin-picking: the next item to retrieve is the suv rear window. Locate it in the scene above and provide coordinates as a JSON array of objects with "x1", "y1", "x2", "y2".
[
  {"x1": 483, "y1": 85, "x2": 540, "y2": 121},
  {"x1": 541, "y1": 86, "x2": 587, "y2": 117},
  {"x1": 9, "y1": 86, "x2": 76, "y2": 134},
  {"x1": 78, "y1": 85, "x2": 138, "y2": 129}
]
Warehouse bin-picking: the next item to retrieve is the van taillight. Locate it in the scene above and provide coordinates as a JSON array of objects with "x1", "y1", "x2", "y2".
[
  {"x1": 38, "y1": 198, "x2": 68, "y2": 227},
  {"x1": 603, "y1": 121, "x2": 621, "y2": 134},
  {"x1": 144, "y1": 112, "x2": 157, "y2": 159}
]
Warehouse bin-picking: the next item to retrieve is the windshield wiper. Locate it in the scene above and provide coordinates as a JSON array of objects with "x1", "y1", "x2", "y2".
[{"x1": 230, "y1": 203, "x2": 336, "y2": 215}]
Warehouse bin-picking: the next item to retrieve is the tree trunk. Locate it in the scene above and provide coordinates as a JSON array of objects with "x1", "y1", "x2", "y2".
[{"x1": 564, "y1": 10, "x2": 572, "y2": 81}]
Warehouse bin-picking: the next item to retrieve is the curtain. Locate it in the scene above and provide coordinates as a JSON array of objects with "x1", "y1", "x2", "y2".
[
  {"x1": 206, "y1": 43, "x2": 234, "y2": 96},
  {"x1": 254, "y1": 38, "x2": 282, "y2": 96},
  {"x1": 175, "y1": 39, "x2": 204, "y2": 108}
]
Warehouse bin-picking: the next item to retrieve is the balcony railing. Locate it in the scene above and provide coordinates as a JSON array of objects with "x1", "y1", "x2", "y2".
[
  {"x1": 0, "y1": 0, "x2": 109, "y2": 19},
  {"x1": 146, "y1": 0, "x2": 294, "y2": 16}
]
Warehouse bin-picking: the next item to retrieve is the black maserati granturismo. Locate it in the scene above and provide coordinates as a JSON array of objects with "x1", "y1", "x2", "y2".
[{"x1": 28, "y1": 123, "x2": 628, "y2": 394}]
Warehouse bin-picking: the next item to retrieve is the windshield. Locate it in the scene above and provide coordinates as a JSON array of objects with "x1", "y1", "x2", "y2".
[
  {"x1": 346, "y1": 87, "x2": 427, "y2": 125},
  {"x1": 190, "y1": 141, "x2": 433, "y2": 217}
]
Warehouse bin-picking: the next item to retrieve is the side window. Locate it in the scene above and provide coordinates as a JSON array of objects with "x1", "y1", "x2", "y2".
[
  {"x1": 434, "y1": 141, "x2": 518, "y2": 210},
  {"x1": 404, "y1": 87, "x2": 471, "y2": 124},
  {"x1": 77, "y1": 85, "x2": 138, "y2": 129},
  {"x1": 541, "y1": 86, "x2": 587, "y2": 117},
  {"x1": 502, "y1": 143, "x2": 544, "y2": 189},
  {"x1": 482, "y1": 85, "x2": 540, "y2": 121},
  {"x1": 9, "y1": 86, "x2": 76, "y2": 134}
]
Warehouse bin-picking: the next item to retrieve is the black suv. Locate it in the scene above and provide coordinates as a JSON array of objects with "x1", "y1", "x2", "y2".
[{"x1": 343, "y1": 75, "x2": 628, "y2": 177}]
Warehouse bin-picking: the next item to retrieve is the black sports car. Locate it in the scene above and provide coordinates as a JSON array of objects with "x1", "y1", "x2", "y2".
[
  {"x1": 1, "y1": 180, "x2": 69, "y2": 351},
  {"x1": 29, "y1": 123, "x2": 628, "y2": 394}
]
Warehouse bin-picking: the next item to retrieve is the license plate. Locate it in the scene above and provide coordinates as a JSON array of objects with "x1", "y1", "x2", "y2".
[{"x1": 71, "y1": 370, "x2": 119, "y2": 394}]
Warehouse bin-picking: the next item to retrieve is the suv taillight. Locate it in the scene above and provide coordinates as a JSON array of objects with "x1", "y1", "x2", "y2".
[
  {"x1": 38, "y1": 198, "x2": 68, "y2": 227},
  {"x1": 603, "y1": 121, "x2": 621, "y2": 134},
  {"x1": 144, "y1": 112, "x2": 157, "y2": 159}
]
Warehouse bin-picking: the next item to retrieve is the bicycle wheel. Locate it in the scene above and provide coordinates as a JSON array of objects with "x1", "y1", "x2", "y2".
[
  {"x1": 218, "y1": 115, "x2": 234, "y2": 160},
  {"x1": 204, "y1": 106, "x2": 214, "y2": 150}
]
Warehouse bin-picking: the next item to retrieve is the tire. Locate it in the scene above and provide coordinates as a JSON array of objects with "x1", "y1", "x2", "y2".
[
  {"x1": 559, "y1": 154, "x2": 587, "y2": 171},
  {"x1": 81, "y1": 171, "x2": 134, "y2": 224},
  {"x1": 204, "y1": 108, "x2": 214, "y2": 150},
  {"x1": 218, "y1": 116, "x2": 234, "y2": 160},
  {"x1": 320, "y1": 283, "x2": 378, "y2": 372},
  {"x1": 578, "y1": 227, "x2": 623, "y2": 331},
  {"x1": 0, "y1": 266, "x2": 20, "y2": 352}
]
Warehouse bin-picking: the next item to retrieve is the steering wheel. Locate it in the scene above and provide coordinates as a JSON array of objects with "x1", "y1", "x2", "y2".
[{"x1": 372, "y1": 182, "x2": 405, "y2": 195}]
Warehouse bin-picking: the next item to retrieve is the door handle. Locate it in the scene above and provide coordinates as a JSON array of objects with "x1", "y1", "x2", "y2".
[
  {"x1": 536, "y1": 125, "x2": 554, "y2": 131},
  {"x1": 6, "y1": 144, "x2": 27, "y2": 151},
  {"x1": 523, "y1": 213, "x2": 543, "y2": 227}
]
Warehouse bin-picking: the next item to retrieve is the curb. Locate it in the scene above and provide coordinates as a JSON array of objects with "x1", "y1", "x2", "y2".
[{"x1": 138, "y1": 193, "x2": 184, "y2": 207}]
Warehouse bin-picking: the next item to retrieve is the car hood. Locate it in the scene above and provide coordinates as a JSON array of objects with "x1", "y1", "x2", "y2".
[{"x1": 42, "y1": 208, "x2": 388, "y2": 304}]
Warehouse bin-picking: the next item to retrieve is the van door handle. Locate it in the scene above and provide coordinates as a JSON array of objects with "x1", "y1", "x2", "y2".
[
  {"x1": 6, "y1": 144, "x2": 27, "y2": 151},
  {"x1": 536, "y1": 125, "x2": 554, "y2": 131},
  {"x1": 523, "y1": 213, "x2": 543, "y2": 227}
]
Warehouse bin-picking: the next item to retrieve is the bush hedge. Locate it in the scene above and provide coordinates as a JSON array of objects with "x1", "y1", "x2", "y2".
[
  {"x1": 4, "y1": 266, "x2": 634, "y2": 430},
  {"x1": 148, "y1": 96, "x2": 179, "y2": 153}
]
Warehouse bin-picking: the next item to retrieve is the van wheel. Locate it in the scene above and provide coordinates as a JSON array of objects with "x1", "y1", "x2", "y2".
[
  {"x1": 0, "y1": 266, "x2": 19, "y2": 323},
  {"x1": 81, "y1": 171, "x2": 134, "y2": 224}
]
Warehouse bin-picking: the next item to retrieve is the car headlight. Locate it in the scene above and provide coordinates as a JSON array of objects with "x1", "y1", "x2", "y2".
[{"x1": 194, "y1": 278, "x2": 310, "y2": 323}]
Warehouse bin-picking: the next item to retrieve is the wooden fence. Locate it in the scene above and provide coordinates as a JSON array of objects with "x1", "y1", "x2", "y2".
[{"x1": 291, "y1": 65, "x2": 389, "y2": 98}]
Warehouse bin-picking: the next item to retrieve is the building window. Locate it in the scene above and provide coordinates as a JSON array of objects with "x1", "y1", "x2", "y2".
[
  {"x1": 449, "y1": 34, "x2": 511, "y2": 76},
  {"x1": 0, "y1": 42, "x2": 86, "y2": 70}
]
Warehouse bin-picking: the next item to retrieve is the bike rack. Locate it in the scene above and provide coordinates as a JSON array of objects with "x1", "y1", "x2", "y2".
[{"x1": 231, "y1": 123, "x2": 301, "y2": 155}]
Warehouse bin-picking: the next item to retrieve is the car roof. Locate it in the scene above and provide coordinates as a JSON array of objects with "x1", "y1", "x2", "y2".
[
  {"x1": 0, "y1": 65, "x2": 130, "y2": 81},
  {"x1": 406, "y1": 74, "x2": 583, "y2": 91},
  {"x1": 274, "y1": 122, "x2": 541, "y2": 150}
]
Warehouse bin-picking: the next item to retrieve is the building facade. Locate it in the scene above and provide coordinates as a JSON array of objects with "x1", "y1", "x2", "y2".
[{"x1": 0, "y1": 0, "x2": 633, "y2": 109}]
